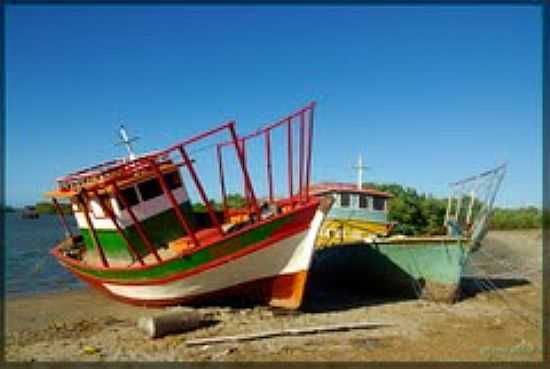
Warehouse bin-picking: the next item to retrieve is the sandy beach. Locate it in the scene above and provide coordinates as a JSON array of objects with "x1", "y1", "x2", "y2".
[{"x1": 5, "y1": 230, "x2": 543, "y2": 362}]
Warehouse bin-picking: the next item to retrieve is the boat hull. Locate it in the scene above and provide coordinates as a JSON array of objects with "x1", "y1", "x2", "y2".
[
  {"x1": 53, "y1": 200, "x2": 330, "y2": 309},
  {"x1": 312, "y1": 239, "x2": 469, "y2": 303}
]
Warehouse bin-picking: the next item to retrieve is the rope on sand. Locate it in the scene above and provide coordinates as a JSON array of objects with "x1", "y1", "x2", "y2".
[
  {"x1": 466, "y1": 259, "x2": 541, "y2": 282},
  {"x1": 477, "y1": 248, "x2": 538, "y2": 281},
  {"x1": 468, "y1": 263, "x2": 540, "y2": 328}
]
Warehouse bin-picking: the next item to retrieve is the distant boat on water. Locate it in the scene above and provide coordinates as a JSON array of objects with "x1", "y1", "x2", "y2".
[{"x1": 21, "y1": 206, "x2": 40, "y2": 219}]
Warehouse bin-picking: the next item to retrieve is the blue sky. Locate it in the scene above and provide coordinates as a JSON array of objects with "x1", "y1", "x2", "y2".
[{"x1": 6, "y1": 5, "x2": 542, "y2": 208}]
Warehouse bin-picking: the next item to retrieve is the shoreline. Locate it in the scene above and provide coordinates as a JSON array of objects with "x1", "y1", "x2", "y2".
[{"x1": 6, "y1": 285, "x2": 87, "y2": 301}]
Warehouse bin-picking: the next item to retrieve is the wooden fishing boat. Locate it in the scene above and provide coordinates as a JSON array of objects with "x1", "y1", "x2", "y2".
[
  {"x1": 311, "y1": 164, "x2": 506, "y2": 303},
  {"x1": 47, "y1": 102, "x2": 333, "y2": 309},
  {"x1": 22, "y1": 205, "x2": 40, "y2": 219}
]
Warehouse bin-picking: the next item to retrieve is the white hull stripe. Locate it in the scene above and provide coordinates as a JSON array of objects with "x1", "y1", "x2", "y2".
[
  {"x1": 103, "y1": 209, "x2": 325, "y2": 301},
  {"x1": 74, "y1": 187, "x2": 190, "y2": 230}
]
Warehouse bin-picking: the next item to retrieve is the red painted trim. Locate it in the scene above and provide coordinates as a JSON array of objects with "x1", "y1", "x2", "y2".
[
  {"x1": 216, "y1": 102, "x2": 316, "y2": 149},
  {"x1": 51, "y1": 197, "x2": 73, "y2": 238},
  {"x1": 57, "y1": 122, "x2": 236, "y2": 196},
  {"x1": 229, "y1": 123, "x2": 261, "y2": 219},
  {"x1": 216, "y1": 144, "x2": 228, "y2": 215},
  {"x1": 305, "y1": 104, "x2": 315, "y2": 202},
  {"x1": 241, "y1": 139, "x2": 250, "y2": 207},
  {"x1": 299, "y1": 111, "x2": 305, "y2": 203},
  {"x1": 94, "y1": 190, "x2": 145, "y2": 266},
  {"x1": 165, "y1": 122, "x2": 233, "y2": 153},
  {"x1": 51, "y1": 199, "x2": 320, "y2": 274},
  {"x1": 151, "y1": 158, "x2": 199, "y2": 249},
  {"x1": 79, "y1": 192, "x2": 109, "y2": 268},
  {"x1": 265, "y1": 130, "x2": 273, "y2": 203},
  {"x1": 287, "y1": 118, "x2": 293, "y2": 206}
]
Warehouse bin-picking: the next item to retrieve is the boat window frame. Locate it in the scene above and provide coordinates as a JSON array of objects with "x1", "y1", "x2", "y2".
[
  {"x1": 163, "y1": 170, "x2": 183, "y2": 191},
  {"x1": 340, "y1": 192, "x2": 351, "y2": 208},
  {"x1": 89, "y1": 196, "x2": 108, "y2": 219},
  {"x1": 372, "y1": 196, "x2": 386, "y2": 212},
  {"x1": 359, "y1": 194, "x2": 369, "y2": 209},
  {"x1": 117, "y1": 185, "x2": 141, "y2": 210},
  {"x1": 137, "y1": 177, "x2": 163, "y2": 202}
]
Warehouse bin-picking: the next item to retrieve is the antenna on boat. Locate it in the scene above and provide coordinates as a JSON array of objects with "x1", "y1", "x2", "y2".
[
  {"x1": 117, "y1": 125, "x2": 139, "y2": 160},
  {"x1": 353, "y1": 154, "x2": 370, "y2": 189}
]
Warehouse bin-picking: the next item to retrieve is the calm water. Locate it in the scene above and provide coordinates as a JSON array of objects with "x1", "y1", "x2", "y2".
[{"x1": 5, "y1": 212, "x2": 84, "y2": 297}]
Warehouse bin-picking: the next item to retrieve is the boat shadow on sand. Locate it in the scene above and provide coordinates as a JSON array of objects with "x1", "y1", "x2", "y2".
[
  {"x1": 300, "y1": 245, "x2": 532, "y2": 314},
  {"x1": 180, "y1": 244, "x2": 531, "y2": 314}
]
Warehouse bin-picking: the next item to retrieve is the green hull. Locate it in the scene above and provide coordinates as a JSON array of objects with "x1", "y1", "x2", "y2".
[{"x1": 312, "y1": 240, "x2": 469, "y2": 302}]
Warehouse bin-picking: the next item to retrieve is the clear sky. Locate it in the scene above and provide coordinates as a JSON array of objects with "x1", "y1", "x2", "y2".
[{"x1": 6, "y1": 5, "x2": 542, "y2": 208}]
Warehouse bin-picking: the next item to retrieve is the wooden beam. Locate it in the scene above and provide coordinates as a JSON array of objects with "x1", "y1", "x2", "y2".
[{"x1": 185, "y1": 321, "x2": 390, "y2": 346}]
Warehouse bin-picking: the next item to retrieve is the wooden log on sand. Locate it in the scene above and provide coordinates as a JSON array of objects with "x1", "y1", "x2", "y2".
[
  {"x1": 185, "y1": 321, "x2": 390, "y2": 346},
  {"x1": 138, "y1": 309, "x2": 205, "y2": 339}
]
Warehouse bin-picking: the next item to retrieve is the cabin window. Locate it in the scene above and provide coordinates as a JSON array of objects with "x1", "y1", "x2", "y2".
[
  {"x1": 373, "y1": 196, "x2": 386, "y2": 211},
  {"x1": 118, "y1": 186, "x2": 140, "y2": 209},
  {"x1": 138, "y1": 178, "x2": 163, "y2": 201},
  {"x1": 359, "y1": 194, "x2": 369, "y2": 209},
  {"x1": 340, "y1": 193, "x2": 350, "y2": 207},
  {"x1": 163, "y1": 171, "x2": 182, "y2": 190}
]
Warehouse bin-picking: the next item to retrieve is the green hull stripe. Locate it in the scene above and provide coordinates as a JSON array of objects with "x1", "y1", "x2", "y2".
[
  {"x1": 80, "y1": 201, "x2": 195, "y2": 261},
  {"x1": 70, "y1": 212, "x2": 295, "y2": 282}
]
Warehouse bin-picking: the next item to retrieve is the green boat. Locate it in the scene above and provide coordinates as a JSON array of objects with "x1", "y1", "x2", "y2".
[{"x1": 311, "y1": 163, "x2": 506, "y2": 303}]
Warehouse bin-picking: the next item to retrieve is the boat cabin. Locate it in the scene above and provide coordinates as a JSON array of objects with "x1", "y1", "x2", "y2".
[
  {"x1": 46, "y1": 157, "x2": 203, "y2": 266},
  {"x1": 45, "y1": 105, "x2": 319, "y2": 270},
  {"x1": 309, "y1": 182, "x2": 394, "y2": 246}
]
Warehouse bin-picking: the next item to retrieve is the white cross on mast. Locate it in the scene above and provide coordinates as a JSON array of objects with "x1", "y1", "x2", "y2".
[
  {"x1": 117, "y1": 125, "x2": 139, "y2": 160},
  {"x1": 353, "y1": 154, "x2": 369, "y2": 189}
]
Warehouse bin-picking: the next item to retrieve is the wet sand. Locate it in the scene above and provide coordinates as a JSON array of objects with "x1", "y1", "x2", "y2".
[{"x1": 5, "y1": 230, "x2": 543, "y2": 361}]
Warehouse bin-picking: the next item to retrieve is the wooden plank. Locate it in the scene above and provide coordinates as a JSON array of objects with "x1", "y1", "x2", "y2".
[{"x1": 185, "y1": 321, "x2": 390, "y2": 346}]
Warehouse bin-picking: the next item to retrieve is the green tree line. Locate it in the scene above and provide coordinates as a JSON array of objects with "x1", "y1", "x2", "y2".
[
  {"x1": 21, "y1": 187, "x2": 542, "y2": 232},
  {"x1": 191, "y1": 193, "x2": 247, "y2": 212},
  {"x1": 34, "y1": 202, "x2": 72, "y2": 215}
]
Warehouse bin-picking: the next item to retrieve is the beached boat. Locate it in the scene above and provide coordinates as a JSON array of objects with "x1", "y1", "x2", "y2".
[
  {"x1": 311, "y1": 164, "x2": 506, "y2": 302},
  {"x1": 47, "y1": 103, "x2": 333, "y2": 309}
]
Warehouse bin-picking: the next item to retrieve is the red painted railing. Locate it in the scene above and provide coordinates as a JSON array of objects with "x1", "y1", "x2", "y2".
[
  {"x1": 50, "y1": 102, "x2": 316, "y2": 268},
  {"x1": 217, "y1": 102, "x2": 316, "y2": 213}
]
